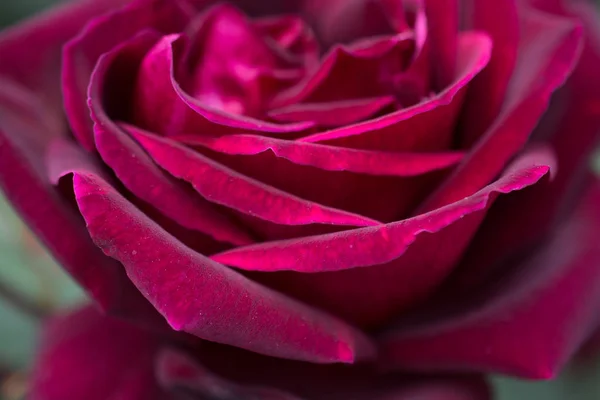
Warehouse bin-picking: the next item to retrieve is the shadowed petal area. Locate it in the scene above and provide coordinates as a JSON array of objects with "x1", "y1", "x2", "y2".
[
  {"x1": 458, "y1": 0, "x2": 519, "y2": 146},
  {"x1": 0, "y1": 0, "x2": 160, "y2": 325},
  {"x1": 211, "y1": 148, "x2": 554, "y2": 327},
  {"x1": 268, "y1": 96, "x2": 396, "y2": 128},
  {"x1": 157, "y1": 349, "x2": 305, "y2": 400},
  {"x1": 379, "y1": 181, "x2": 600, "y2": 379},
  {"x1": 29, "y1": 306, "x2": 171, "y2": 400},
  {"x1": 73, "y1": 172, "x2": 376, "y2": 363},
  {"x1": 424, "y1": 0, "x2": 458, "y2": 90},
  {"x1": 420, "y1": 5, "x2": 583, "y2": 212},
  {"x1": 298, "y1": 32, "x2": 491, "y2": 152},
  {"x1": 88, "y1": 30, "x2": 253, "y2": 246},
  {"x1": 157, "y1": 348, "x2": 492, "y2": 400},
  {"x1": 62, "y1": 0, "x2": 193, "y2": 150},
  {"x1": 125, "y1": 124, "x2": 380, "y2": 227}
]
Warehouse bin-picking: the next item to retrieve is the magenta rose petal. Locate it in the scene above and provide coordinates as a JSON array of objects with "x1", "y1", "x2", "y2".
[
  {"x1": 271, "y1": 33, "x2": 416, "y2": 107},
  {"x1": 0, "y1": 0, "x2": 162, "y2": 324},
  {"x1": 298, "y1": 32, "x2": 491, "y2": 152},
  {"x1": 166, "y1": 127, "x2": 462, "y2": 224},
  {"x1": 420, "y1": 5, "x2": 583, "y2": 212},
  {"x1": 133, "y1": 31, "x2": 313, "y2": 137},
  {"x1": 268, "y1": 96, "x2": 396, "y2": 127},
  {"x1": 88, "y1": 31, "x2": 253, "y2": 247},
  {"x1": 210, "y1": 148, "x2": 553, "y2": 327},
  {"x1": 73, "y1": 171, "x2": 376, "y2": 363},
  {"x1": 30, "y1": 306, "x2": 169, "y2": 400},
  {"x1": 459, "y1": 0, "x2": 519, "y2": 146},
  {"x1": 62, "y1": 0, "x2": 193, "y2": 151},
  {"x1": 171, "y1": 133, "x2": 464, "y2": 177},
  {"x1": 447, "y1": 0, "x2": 600, "y2": 294},
  {"x1": 124, "y1": 124, "x2": 380, "y2": 227},
  {"x1": 379, "y1": 180, "x2": 600, "y2": 379},
  {"x1": 424, "y1": 0, "x2": 458, "y2": 90},
  {"x1": 211, "y1": 147, "x2": 552, "y2": 273}
]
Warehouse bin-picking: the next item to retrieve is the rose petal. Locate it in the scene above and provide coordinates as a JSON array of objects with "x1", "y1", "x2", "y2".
[
  {"x1": 124, "y1": 124, "x2": 381, "y2": 227},
  {"x1": 73, "y1": 172, "x2": 376, "y2": 363},
  {"x1": 424, "y1": 0, "x2": 458, "y2": 90},
  {"x1": 271, "y1": 33, "x2": 416, "y2": 107},
  {"x1": 168, "y1": 130, "x2": 462, "y2": 223},
  {"x1": 172, "y1": 132, "x2": 464, "y2": 177},
  {"x1": 458, "y1": 0, "x2": 519, "y2": 146},
  {"x1": 379, "y1": 180, "x2": 600, "y2": 379},
  {"x1": 302, "y1": 0, "x2": 397, "y2": 47},
  {"x1": 298, "y1": 32, "x2": 491, "y2": 152},
  {"x1": 211, "y1": 148, "x2": 553, "y2": 327},
  {"x1": 88, "y1": 30, "x2": 253, "y2": 247},
  {"x1": 185, "y1": 4, "x2": 304, "y2": 117},
  {"x1": 133, "y1": 33, "x2": 312, "y2": 137},
  {"x1": 30, "y1": 306, "x2": 169, "y2": 400},
  {"x1": 420, "y1": 5, "x2": 583, "y2": 212},
  {"x1": 62, "y1": 0, "x2": 193, "y2": 150},
  {"x1": 269, "y1": 96, "x2": 396, "y2": 127},
  {"x1": 0, "y1": 0, "x2": 158, "y2": 324},
  {"x1": 253, "y1": 14, "x2": 320, "y2": 68},
  {"x1": 448, "y1": 0, "x2": 600, "y2": 299}
]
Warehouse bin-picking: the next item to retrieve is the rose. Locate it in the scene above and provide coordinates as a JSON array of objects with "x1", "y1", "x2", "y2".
[{"x1": 1, "y1": 0, "x2": 600, "y2": 398}]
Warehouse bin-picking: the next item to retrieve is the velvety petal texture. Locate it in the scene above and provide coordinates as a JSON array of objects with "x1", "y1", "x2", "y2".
[
  {"x1": 380, "y1": 181, "x2": 600, "y2": 378},
  {"x1": 1, "y1": 0, "x2": 599, "y2": 396}
]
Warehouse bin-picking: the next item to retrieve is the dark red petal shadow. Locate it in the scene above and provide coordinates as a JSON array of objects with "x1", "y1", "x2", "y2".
[
  {"x1": 0, "y1": 0, "x2": 161, "y2": 326},
  {"x1": 380, "y1": 180, "x2": 600, "y2": 379},
  {"x1": 73, "y1": 171, "x2": 376, "y2": 363},
  {"x1": 158, "y1": 347, "x2": 492, "y2": 400},
  {"x1": 29, "y1": 306, "x2": 170, "y2": 400},
  {"x1": 211, "y1": 148, "x2": 554, "y2": 327},
  {"x1": 88, "y1": 30, "x2": 254, "y2": 246},
  {"x1": 62, "y1": 0, "x2": 193, "y2": 150},
  {"x1": 458, "y1": 0, "x2": 519, "y2": 146},
  {"x1": 420, "y1": 4, "x2": 583, "y2": 212}
]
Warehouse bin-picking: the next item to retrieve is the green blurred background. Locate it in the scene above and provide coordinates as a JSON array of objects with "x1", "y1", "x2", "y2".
[{"x1": 0, "y1": 1, "x2": 599, "y2": 399}]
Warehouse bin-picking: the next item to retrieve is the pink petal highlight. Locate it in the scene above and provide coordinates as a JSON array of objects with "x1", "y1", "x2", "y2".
[{"x1": 124, "y1": 124, "x2": 381, "y2": 227}]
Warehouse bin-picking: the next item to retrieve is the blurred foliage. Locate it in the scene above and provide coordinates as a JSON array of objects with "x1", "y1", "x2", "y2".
[{"x1": 0, "y1": 0, "x2": 600, "y2": 399}]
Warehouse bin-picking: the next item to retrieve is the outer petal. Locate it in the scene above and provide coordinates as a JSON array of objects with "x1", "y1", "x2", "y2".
[
  {"x1": 157, "y1": 348, "x2": 491, "y2": 400},
  {"x1": 0, "y1": 0, "x2": 158, "y2": 323},
  {"x1": 211, "y1": 148, "x2": 553, "y2": 327},
  {"x1": 380, "y1": 180, "x2": 600, "y2": 379},
  {"x1": 420, "y1": 4, "x2": 583, "y2": 212},
  {"x1": 298, "y1": 32, "x2": 491, "y2": 152},
  {"x1": 29, "y1": 306, "x2": 171, "y2": 400},
  {"x1": 88, "y1": 30, "x2": 254, "y2": 247},
  {"x1": 73, "y1": 171, "x2": 376, "y2": 363},
  {"x1": 62, "y1": 0, "x2": 192, "y2": 150}
]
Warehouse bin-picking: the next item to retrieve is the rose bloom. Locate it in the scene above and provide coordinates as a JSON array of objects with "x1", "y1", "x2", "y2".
[{"x1": 1, "y1": 0, "x2": 600, "y2": 398}]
